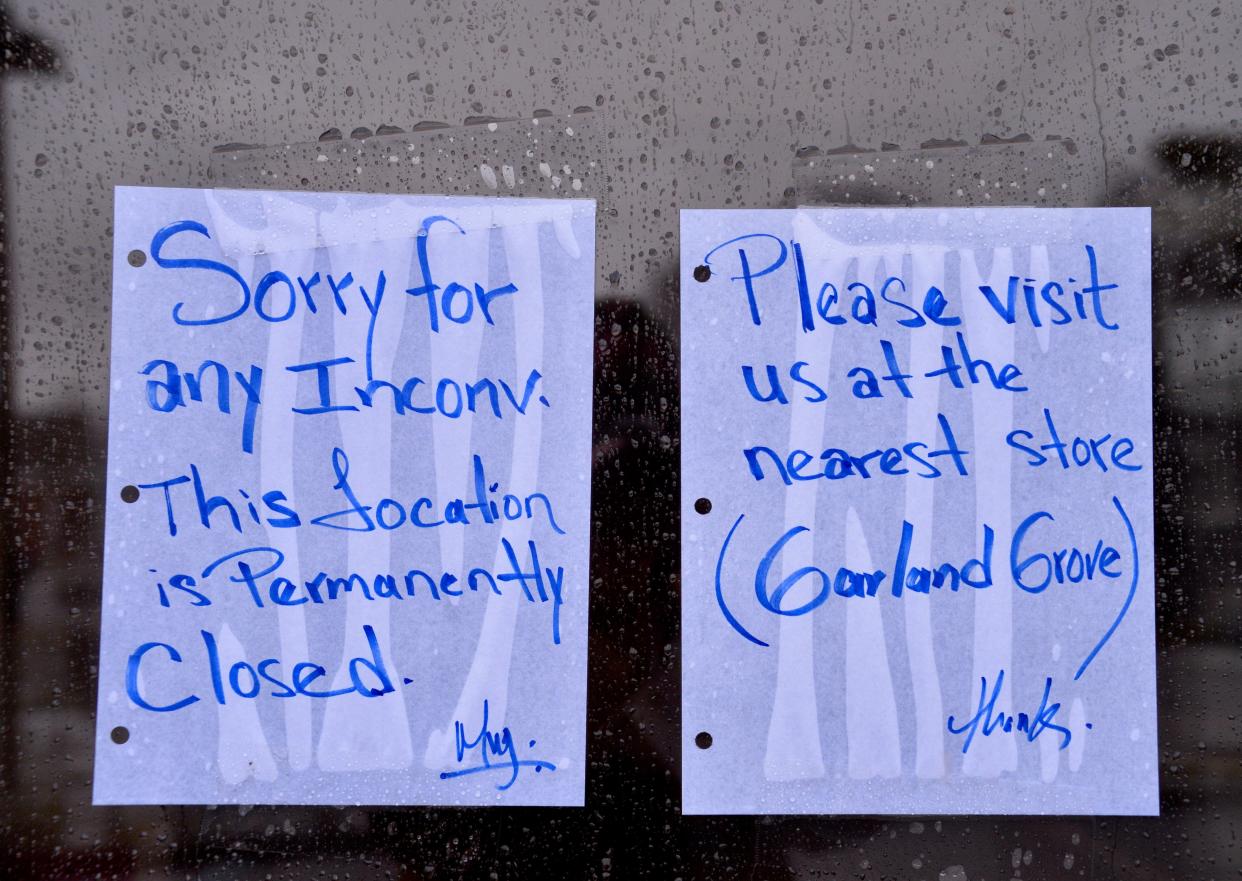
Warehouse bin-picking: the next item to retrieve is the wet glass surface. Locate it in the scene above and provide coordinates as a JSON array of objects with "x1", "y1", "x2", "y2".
[{"x1": 2, "y1": 1, "x2": 1239, "y2": 877}]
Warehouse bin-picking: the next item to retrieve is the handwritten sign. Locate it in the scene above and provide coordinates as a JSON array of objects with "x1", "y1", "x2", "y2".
[
  {"x1": 681, "y1": 208, "x2": 1156, "y2": 815},
  {"x1": 95, "y1": 187, "x2": 595, "y2": 806}
]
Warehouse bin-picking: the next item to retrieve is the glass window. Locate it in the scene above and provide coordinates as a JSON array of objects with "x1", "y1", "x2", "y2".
[{"x1": 2, "y1": 1, "x2": 1238, "y2": 877}]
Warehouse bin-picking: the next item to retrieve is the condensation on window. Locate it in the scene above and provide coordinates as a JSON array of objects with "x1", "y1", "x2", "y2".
[{"x1": 1, "y1": 1, "x2": 1238, "y2": 878}]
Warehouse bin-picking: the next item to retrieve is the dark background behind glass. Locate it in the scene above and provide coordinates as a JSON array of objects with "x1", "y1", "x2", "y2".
[{"x1": 1, "y1": 1, "x2": 1238, "y2": 878}]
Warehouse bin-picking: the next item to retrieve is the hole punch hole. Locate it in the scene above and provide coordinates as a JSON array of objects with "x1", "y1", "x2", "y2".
[
  {"x1": 120, "y1": 485, "x2": 140, "y2": 503},
  {"x1": 695, "y1": 731, "x2": 713, "y2": 750},
  {"x1": 692, "y1": 264, "x2": 711, "y2": 283},
  {"x1": 127, "y1": 249, "x2": 147, "y2": 268},
  {"x1": 694, "y1": 497, "x2": 712, "y2": 515},
  {"x1": 110, "y1": 726, "x2": 130, "y2": 745}
]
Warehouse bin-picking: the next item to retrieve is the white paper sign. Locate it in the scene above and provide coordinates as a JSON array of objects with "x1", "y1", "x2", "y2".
[
  {"x1": 681, "y1": 208, "x2": 1156, "y2": 815},
  {"x1": 95, "y1": 187, "x2": 595, "y2": 806}
]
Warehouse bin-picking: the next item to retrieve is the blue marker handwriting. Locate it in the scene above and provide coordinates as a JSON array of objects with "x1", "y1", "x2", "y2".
[
  {"x1": 125, "y1": 622, "x2": 401, "y2": 713},
  {"x1": 438, "y1": 699, "x2": 556, "y2": 790},
  {"x1": 741, "y1": 332, "x2": 1026, "y2": 407},
  {"x1": 702, "y1": 233, "x2": 1120, "y2": 333},
  {"x1": 284, "y1": 358, "x2": 548, "y2": 419},
  {"x1": 141, "y1": 359, "x2": 263, "y2": 454},
  {"x1": 140, "y1": 215, "x2": 540, "y2": 455},
  {"x1": 743, "y1": 412, "x2": 969, "y2": 484},
  {"x1": 149, "y1": 216, "x2": 517, "y2": 334},
  {"x1": 137, "y1": 448, "x2": 563, "y2": 538},
  {"x1": 151, "y1": 538, "x2": 568, "y2": 645},
  {"x1": 140, "y1": 356, "x2": 549, "y2": 456},
  {"x1": 713, "y1": 497, "x2": 1136, "y2": 672},
  {"x1": 946, "y1": 668, "x2": 1076, "y2": 754},
  {"x1": 739, "y1": 406, "x2": 1142, "y2": 485}
]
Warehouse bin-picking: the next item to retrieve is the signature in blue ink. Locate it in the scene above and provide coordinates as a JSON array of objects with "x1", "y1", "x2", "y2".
[
  {"x1": 438, "y1": 699, "x2": 556, "y2": 790},
  {"x1": 947, "y1": 669, "x2": 1078, "y2": 754}
]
